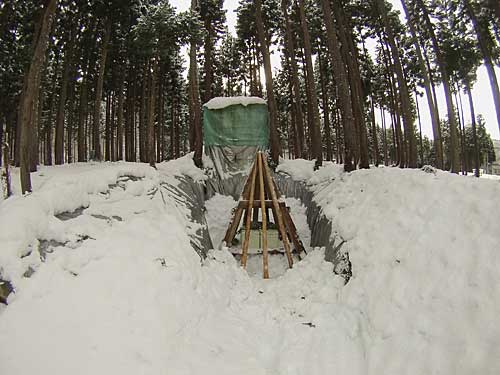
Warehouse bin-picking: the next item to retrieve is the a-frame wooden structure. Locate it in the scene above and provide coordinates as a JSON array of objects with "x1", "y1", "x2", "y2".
[{"x1": 222, "y1": 152, "x2": 306, "y2": 278}]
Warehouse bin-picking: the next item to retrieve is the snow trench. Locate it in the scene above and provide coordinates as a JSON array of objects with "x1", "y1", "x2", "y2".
[
  {"x1": 0, "y1": 167, "x2": 349, "y2": 304},
  {"x1": 201, "y1": 173, "x2": 351, "y2": 281}
]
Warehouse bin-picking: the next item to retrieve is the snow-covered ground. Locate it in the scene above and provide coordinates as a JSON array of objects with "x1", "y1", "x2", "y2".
[{"x1": 1, "y1": 156, "x2": 500, "y2": 374}]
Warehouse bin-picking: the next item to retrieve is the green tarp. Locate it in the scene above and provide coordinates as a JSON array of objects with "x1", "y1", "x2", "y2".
[{"x1": 203, "y1": 103, "x2": 269, "y2": 147}]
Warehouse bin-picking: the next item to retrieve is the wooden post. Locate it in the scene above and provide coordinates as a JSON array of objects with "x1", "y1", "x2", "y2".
[
  {"x1": 2, "y1": 142, "x2": 12, "y2": 198},
  {"x1": 223, "y1": 206, "x2": 244, "y2": 246},
  {"x1": 223, "y1": 161, "x2": 256, "y2": 246},
  {"x1": 280, "y1": 202, "x2": 306, "y2": 257},
  {"x1": 241, "y1": 159, "x2": 258, "y2": 268},
  {"x1": 258, "y1": 153, "x2": 269, "y2": 278},
  {"x1": 262, "y1": 154, "x2": 293, "y2": 268}
]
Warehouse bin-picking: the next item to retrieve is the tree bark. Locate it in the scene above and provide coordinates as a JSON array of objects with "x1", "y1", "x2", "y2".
[
  {"x1": 148, "y1": 59, "x2": 158, "y2": 167},
  {"x1": 401, "y1": 0, "x2": 443, "y2": 168},
  {"x1": 117, "y1": 74, "x2": 124, "y2": 161},
  {"x1": 417, "y1": 0, "x2": 459, "y2": 172},
  {"x1": 92, "y1": 20, "x2": 111, "y2": 161},
  {"x1": 320, "y1": 0, "x2": 356, "y2": 171},
  {"x1": 281, "y1": 0, "x2": 305, "y2": 158},
  {"x1": 318, "y1": 50, "x2": 333, "y2": 161},
  {"x1": 203, "y1": 21, "x2": 214, "y2": 103},
  {"x1": 297, "y1": 0, "x2": 322, "y2": 167},
  {"x1": 332, "y1": 0, "x2": 369, "y2": 168},
  {"x1": 377, "y1": 0, "x2": 417, "y2": 168},
  {"x1": 465, "y1": 0, "x2": 500, "y2": 136},
  {"x1": 465, "y1": 79, "x2": 480, "y2": 177},
  {"x1": 370, "y1": 96, "x2": 380, "y2": 166},
  {"x1": 19, "y1": 0, "x2": 58, "y2": 193},
  {"x1": 190, "y1": 0, "x2": 203, "y2": 167},
  {"x1": 255, "y1": 0, "x2": 281, "y2": 165}
]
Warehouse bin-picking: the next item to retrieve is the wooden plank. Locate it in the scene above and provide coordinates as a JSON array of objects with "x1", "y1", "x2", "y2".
[
  {"x1": 240, "y1": 161, "x2": 256, "y2": 199},
  {"x1": 258, "y1": 153, "x2": 270, "y2": 279},
  {"x1": 241, "y1": 157, "x2": 258, "y2": 268},
  {"x1": 238, "y1": 200, "x2": 273, "y2": 209},
  {"x1": 223, "y1": 206, "x2": 244, "y2": 245},
  {"x1": 262, "y1": 154, "x2": 294, "y2": 269},
  {"x1": 280, "y1": 203, "x2": 307, "y2": 257}
]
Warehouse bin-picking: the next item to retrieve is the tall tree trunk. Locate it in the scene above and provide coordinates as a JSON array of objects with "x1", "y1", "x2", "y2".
[
  {"x1": 105, "y1": 92, "x2": 111, "y2": 161},
  {"x1": 55, "y1": 30, "x2": 74, "y2": 165},
  {"x1": 117, "y1": 75, "x2": 124, "y2": 161},
  {"x1": 140, "y1": 63, "x2": 148, "y2": 162},
  {"x1": 318, "y1": 50, "x2": 333, "y2": 161},
  {"x1": 465, "y1": 79, "x2": 480, "y2": 177},
  {"x1": 381, "y1": 107, "x2": 389, "y2": 166},
  {"x1": 254, "y1": 0, "x2": 281, "y2": 164},
  {"x1": 457, "y1": 87, "x2": 468, "y2": 173},
  {"x1": 417, "y1": 0, "x2": 459, "y2": 172},
  {"x1": 297, "y1": 0, "x2": 322, "y2": 167},
  {"x1": 92, "y1": 20, "x2": 111, "y2": 161},
  {"x1": 19, "y1": 0, "x2": 58, "y2": 193},
  {"x1": 203, "y1": 21, "x2": 214, "y2": 103},
  {"x1": 370, "y1": 96, "x2": 380, "y2": 166},
  {"x1": 190, "y1": 0, "x2": 203, "y2": 167},
  {"x1": 465, "y1": 0, "x2": 500, "y2": 136},
  {"x1": 148, "y1": 59, "x2": 158, "y2": 167},
  {"x1": 333, "y1": 0, "x2": 369, "y2": 168},
  {"x1": 320, "y1": 0, "x2": 356, "y2": 171},
  {"x1": 379, "y1": 36, "x2": 403, "y2": 165},
  {"x1": 281, "y1": 0, "x2": 305, "y2": 158},
  {"x1": 415, "y1": 91, "x2": 424, "y2": 166},
  {"x1": 377, "y1": 0, "x2": 417, "y2": 168},
  {"x1": 45, "y1": 58, "x2": 59, "y2": 165},
  {"x1": 77, "y1": 76, "x2": 88, "y2": 162},
  {"x1": 401, "y1": 0, "x2": 443, "y2": 168},
  {"x1": 66, "y1": 74, "x2": 76, "y2": 164}
]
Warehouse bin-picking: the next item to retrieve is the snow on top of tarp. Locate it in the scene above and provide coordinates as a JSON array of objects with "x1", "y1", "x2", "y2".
[{"x1": 203, "y1": 96, "x2": 266, "y2": 110}]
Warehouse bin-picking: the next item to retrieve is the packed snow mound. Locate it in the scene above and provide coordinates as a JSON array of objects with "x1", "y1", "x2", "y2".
[
  {"x1": 203, "y1": 96, "x2": 266, "y2": 110},
  {"x1": 287, "y1": 161, "x2": 500, "y2": 374},
  {"x1": 1, "y1": 158, "x2": 500, "y2": 374}
]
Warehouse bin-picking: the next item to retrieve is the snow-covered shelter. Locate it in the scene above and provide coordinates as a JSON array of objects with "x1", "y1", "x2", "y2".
[{"x1": 203, "y1": 96, "x2": 269, "y2": 178}]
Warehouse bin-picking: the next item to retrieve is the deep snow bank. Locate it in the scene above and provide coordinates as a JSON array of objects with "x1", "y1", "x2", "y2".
[
  {"x1": 279, "y1": 159, "x2": 500, "y2": 373},
  {"x1": 1, "y1": 157, "x2": 500, "y2": 375}
]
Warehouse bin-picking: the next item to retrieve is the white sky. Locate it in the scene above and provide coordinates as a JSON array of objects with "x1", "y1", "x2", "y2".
[{"x1": 171, "y1": 0, "x2": 500, "y2": 140}]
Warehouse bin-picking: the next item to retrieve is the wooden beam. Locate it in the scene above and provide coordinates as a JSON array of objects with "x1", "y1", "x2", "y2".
[
  {"x1": 262, "y1": 154, "x2": 294, "y2": 268},
  {"x1": 223, "y1": 206, "x2": 244, "y2": 246},
  {"x1": 241, "y1": 158, "x2": 258, "y2": 268},
  {"x1": 258, "y1": 153, "x2": 270, "y2": 279},
  {"x1": 281, "y1": 204, "x2": 307, "y2": 257},
  {"x1": 238, "y1": 200, "x2": 273, "y2": 209}
]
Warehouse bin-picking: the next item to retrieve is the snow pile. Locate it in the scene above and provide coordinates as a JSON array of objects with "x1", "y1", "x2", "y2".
[
  {"x1": 203, "y1": 96, "x2": 266, "y2": 110},
  {"x1": 0, "y1": 162, "x2": 157, "y2": 286},
  {"x1": 1, "y1": 157, "x2": 500, "y2": 374},
  {"x1": 295, "y1": 163, "x2": 500, "y2": 374}
]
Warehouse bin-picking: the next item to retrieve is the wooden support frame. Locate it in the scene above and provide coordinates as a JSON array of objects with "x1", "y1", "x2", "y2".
[{"x1": 221, "y1": 151, "x2": 305, "y2": 278}]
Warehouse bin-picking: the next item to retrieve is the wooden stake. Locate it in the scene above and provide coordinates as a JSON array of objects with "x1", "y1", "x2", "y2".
[
  {"x1": 223, "y1": 161, "x2": 256, "y2": 246},
  {"x1": 241, "y1": 158, "x2": 258, "y2": 268},
  {"x1": 223, "y1": 206, "x2": 244, "y2": 246},
  {"x1": 262, "y1": 154, "x2": 294, "y2": 268},
  {"x1": 258, "y1": 153, "x2": 269, "y2": 278},
  {"x1": 280, "y1": 202, "x2": 306, "y2": 257}
]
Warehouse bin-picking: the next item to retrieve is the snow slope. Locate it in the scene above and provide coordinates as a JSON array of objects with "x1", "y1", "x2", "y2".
[{"x1": 1, "y1": 157, "x2": 500, "y2": 374}]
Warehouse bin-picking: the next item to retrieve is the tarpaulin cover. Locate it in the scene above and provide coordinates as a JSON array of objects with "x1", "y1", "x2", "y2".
[{"x1": 203, "y1": 103, "x2": 269, "y2": 147}]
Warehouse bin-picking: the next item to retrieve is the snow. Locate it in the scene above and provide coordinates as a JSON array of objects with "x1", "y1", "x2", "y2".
[
  {"x1": 1, "y1": 158, "x2": 500, "y2": 374},
  {"x1": 203, "y1": 96, "x2": 266, "y2": 110}
]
